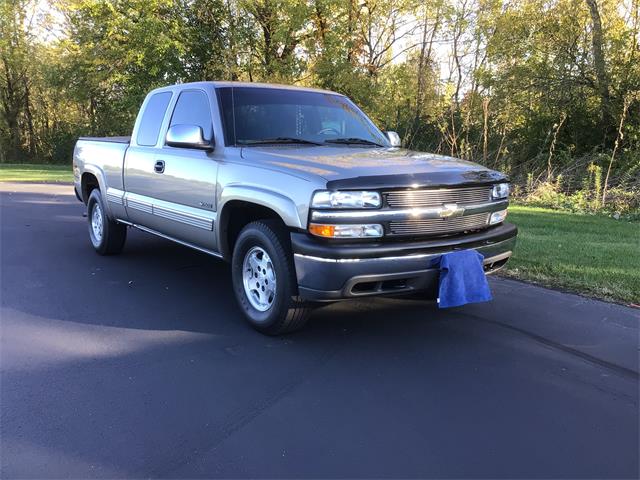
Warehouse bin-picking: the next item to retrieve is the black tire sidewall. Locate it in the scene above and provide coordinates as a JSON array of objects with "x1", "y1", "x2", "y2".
[{"x1": 231, "y1": 223, "x2": 294, "y2": 331}]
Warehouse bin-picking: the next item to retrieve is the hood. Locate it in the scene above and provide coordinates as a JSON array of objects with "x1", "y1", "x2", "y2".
[{"x1": 239, "y1": 146, "x2": 507, "y2": 189}]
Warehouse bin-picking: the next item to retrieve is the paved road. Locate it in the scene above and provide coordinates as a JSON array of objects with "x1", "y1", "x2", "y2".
[{"x1": 1, "y1": 182, "x2": 638, "y2": 479}]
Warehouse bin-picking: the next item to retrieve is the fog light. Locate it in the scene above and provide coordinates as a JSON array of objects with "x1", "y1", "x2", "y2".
[
  {"x1": 489, "y1": 209, "x2": 508, "y2": 225},
  {"x1": 309, "y1": 223, "x2": 383, "y2": 238}
]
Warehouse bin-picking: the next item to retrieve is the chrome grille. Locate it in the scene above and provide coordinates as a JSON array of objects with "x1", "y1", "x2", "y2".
[
  {"x1": 385, "y1": 186, "x2": 491, "y2": 208},
  {"x1": 388, "y1": 212, "x2": 490, "y2": 236}
]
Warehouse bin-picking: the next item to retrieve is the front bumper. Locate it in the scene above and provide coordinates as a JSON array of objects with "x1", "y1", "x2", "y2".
[{"x1": 291, "y1": 223, "x2": 517, "y2": 301}]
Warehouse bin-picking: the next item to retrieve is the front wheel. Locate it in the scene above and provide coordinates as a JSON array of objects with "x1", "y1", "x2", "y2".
[
  {"x1": 87, "y1": 189, "x2": 127, "y2": 255},
  {"x1": 231, "y1": 220, "x2": 311, "y2": 335}
]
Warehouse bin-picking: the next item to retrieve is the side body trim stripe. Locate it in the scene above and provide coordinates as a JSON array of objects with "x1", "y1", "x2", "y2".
[
  {"x1": 106, "y1": 187, "x2": 125, "y2": 205},
  {"x1": 121, "y1": 192, "x2": 215, "y2": 231}
]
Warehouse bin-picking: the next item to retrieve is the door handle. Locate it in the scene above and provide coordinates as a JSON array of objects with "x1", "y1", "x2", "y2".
[{"x1": 154, "y1": 160, "x2": 165, "y2": 174}]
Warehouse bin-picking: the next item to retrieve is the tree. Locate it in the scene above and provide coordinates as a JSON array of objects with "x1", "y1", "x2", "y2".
[
  {"x1": 584, "y1": 0, "x2": 612, "y2": 136},
  {"x1": 0, "y1": 0, "x2": 637, "y2": 198},
  {"x1": 56, "y1": 0, "x2": 187, "y2": 135},
  {"x1": 241, "y1": 0, "x2": 311, "y2": 81},
  {"x1": 0, "y1": 0, "x2": 36, "y2": 162}
]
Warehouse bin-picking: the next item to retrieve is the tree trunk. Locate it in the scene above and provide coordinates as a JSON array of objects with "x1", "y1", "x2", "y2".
[
  {"x1": 408, "y1": 5, "x2": 441, "y2": 148},
  {"x1": 602, "y1": 94, "x2": 631, "y2": 206},
  {"x1": 0, "y1": 55, "x2": 22, "y2": 162},
  {"x1": 23, "y1": 76, "x2": 37, "y2": 159},
  {"x1": 482, "y1": 98, "x2": 490, "y2": 164},
  {"x1": 584, "y1": 0, "x2": 612, "y2": 136}
]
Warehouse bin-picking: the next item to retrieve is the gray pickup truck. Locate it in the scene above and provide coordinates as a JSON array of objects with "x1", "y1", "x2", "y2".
[{"x1": 73, "y1": 81, "x2": 517, "y2": 334}]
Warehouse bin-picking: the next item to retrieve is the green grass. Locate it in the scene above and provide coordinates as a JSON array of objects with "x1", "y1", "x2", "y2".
[
  {"x1": 503, "y1": 205, "x2": 640, "y2": 304},
  {"x1": 0, "y1": 163, "x2": 73, "y2": 183}
]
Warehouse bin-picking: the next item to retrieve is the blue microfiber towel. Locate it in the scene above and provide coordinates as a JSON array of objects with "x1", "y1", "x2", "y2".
[{"x1": 438, "y1": 250, "x2": 492, "y2": 308}]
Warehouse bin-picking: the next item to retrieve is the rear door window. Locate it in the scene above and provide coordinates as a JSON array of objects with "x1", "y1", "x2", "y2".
[
  {"x1": 169, "y1": 90, "x2": 213, "y2": 142},
  {"x1": 136, "y1": 92, "x2": 172, "y2": 146}
]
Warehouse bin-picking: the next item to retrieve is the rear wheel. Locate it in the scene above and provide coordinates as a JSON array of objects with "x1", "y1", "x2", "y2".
[
  {"x1": 231, "y1": 220, "x2": 311, "y2": 335},
  {"x1": 87, "y1": 189, "x2": 127, "y2": 255}
]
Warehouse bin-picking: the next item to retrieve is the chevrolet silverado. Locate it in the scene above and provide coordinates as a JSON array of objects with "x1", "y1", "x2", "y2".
[{"x1": 73, "y1": 82, "x2": 517, "y2": 334}]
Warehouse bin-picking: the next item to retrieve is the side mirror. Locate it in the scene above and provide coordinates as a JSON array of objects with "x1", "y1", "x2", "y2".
[
  {"x1": 385, "y1": 131, "x2": 401, "y2": 148},
  {"x1": 166, "y1": 124, "x2": 213, "y2": 150}
]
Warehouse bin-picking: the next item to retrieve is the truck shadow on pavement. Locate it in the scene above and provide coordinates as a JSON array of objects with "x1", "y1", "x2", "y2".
[{"x1": 1, "y1": 188, "x2": 452, "y2": 339}]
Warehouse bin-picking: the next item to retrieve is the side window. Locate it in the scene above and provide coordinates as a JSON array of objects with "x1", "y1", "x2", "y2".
[
  {"x1": 170, "y1": 90, "x2": 213, "y2": 142},
  {"x1": 136, "y1": 92, "x2": 172, "y2": 146}
]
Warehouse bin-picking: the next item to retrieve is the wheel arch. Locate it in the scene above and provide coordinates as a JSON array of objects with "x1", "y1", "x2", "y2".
[
  {"x1": 80, "y1": 172, "x2": 100, "y2": 203},
  {"x1": 217, "y1": 186, "x2": 303, "y2": 260},
  {"x1": 79, "y1": 166, "x2": 117, "y2": 218},
  {"x1": 80, "y1": 166, "x2": 108, "y2": 201}
]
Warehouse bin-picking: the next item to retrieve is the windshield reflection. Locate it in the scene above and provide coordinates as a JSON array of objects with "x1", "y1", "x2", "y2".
[{"x1": 217, "y1": 87, "x2": 389, "y2": 148}]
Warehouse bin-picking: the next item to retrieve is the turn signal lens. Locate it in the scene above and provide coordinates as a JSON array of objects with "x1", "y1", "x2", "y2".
[
  {"x1": 309, "y1": 223, "x2": 383, "y2": 238},
  {"x1": 309, "y1": 224, "x2": 336, "y2": 237}
]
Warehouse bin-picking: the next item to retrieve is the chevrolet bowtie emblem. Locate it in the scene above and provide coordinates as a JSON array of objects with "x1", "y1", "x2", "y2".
[{"x1": 439, "y1": 203, "x2": 464, "y2": 218}]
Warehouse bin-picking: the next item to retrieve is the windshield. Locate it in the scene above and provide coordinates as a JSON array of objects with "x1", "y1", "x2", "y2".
[{"x1": 216, "y1": 87, "x2": 389, "y2": 147}]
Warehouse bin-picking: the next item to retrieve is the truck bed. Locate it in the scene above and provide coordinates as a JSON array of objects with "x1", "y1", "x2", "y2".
[
  {"x1": 78, "y1": 136, "x2": 131, "y2": 144},
  {"x1": 74, "y1": 137, "x2": 130, "y2": 197}
]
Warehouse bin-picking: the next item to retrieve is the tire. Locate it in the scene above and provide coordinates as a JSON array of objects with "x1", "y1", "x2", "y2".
[
  {"x1": 231, "y1": 220, "x2": 311, "y2": 335},
  {"x1": 87, "y1": 189, "x2": 127, "y2": 255}
]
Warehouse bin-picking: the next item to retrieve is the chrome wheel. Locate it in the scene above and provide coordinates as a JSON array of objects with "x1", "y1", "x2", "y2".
[
  {"x1": 242, "y1": 246, "x2": 277, "y2": 312},
  {"x1": 91, "y1": 202, "x2": 103, "y2": 243}
]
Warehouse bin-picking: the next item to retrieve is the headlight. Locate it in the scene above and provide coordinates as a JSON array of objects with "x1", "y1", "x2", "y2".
[
  {"x1": 492, "y1": 183, "x2": 510, "y2": 199},
  {"x1": 311, "y1": 190, "x2": 381, "y2": 209},
  {"x1": 309, "y1": 223, "x2": 383, "y2": 238},
  {"x1": 489, "y1": 209, "x2": 508, "y2": 225}
]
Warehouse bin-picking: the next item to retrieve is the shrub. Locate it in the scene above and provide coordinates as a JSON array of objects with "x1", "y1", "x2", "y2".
[{"x1": 516, "y1": 180, "x2": 639, "y2": 218}]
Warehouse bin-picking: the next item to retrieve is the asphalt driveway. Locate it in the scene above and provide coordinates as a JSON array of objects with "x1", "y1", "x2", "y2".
[{"x1": 1, "y1": 182, "x2": 638, "y2": 478}]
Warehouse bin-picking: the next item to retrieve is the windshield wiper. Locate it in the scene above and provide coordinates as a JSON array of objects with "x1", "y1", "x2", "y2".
[
  {"x1": 240, "y1": 137, "x2": 323, "y2": 146},
  {"x1": 324, "y1": 137, "x2": 385, "y2": 147}
]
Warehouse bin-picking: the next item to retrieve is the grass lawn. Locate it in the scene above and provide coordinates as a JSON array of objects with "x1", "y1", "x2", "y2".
[
  {"x1": 503, "y1": 205, "x2": 640, "y2": 305},
  {"x1": 0, "y1": 163, "x2": 73, "y2": 183}
]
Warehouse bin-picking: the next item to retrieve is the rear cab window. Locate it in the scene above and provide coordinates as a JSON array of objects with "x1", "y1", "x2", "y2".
[{"x1": 136, "y1": 92, "x2": 172, "y2": 146}]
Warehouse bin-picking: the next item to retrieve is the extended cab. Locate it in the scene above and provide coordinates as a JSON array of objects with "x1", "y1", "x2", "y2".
[{"x1": 73, "y1": 82, "x2": 517, "y2": 334}]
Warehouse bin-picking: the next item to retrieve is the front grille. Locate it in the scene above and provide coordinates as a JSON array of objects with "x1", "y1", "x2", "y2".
[
  {"x1": 388, "y1": 212, "x2": 490, "y2": 236},
  {"x1": 385, "y1": 186, "x2": 491, "y2": 208}
]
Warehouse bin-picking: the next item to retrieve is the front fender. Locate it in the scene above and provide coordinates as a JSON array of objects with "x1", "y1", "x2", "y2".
[
  {"x1": 217, "y1": 185, "x2": 306, "y2": 257},
  {"x1": 218, "y1": 185, "x2": 304, "y2": 229}
]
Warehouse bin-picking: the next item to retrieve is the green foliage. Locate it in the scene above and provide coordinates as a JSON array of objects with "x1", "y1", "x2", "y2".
[
  {"x1": 1, "y1": 0, "x2": 638, "y2": 207},
  {"x1": 55, "y1": 0, "x2": 187, "y2": 135},
  {"x1": 520, "y1": 170, "x2": 640, "y2": 218}
]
